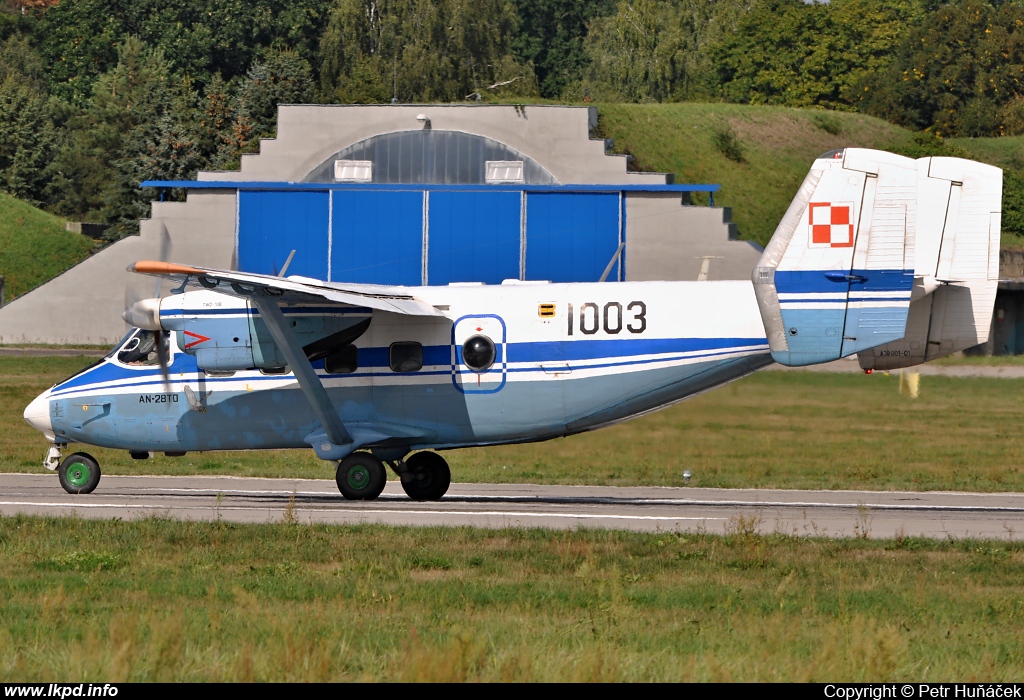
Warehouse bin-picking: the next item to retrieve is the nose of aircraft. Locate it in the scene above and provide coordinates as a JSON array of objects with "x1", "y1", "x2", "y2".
[{"x1": 23, "y1": 390, "x2": 55, "y2": 441}]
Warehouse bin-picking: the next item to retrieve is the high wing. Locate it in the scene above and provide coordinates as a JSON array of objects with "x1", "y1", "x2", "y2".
[
  {"x1": 127, "y1": 261, "x2": 447, "y2": 460},
  {"x1": 128, "y1": 261, "x2": 446, "y2": 317}
]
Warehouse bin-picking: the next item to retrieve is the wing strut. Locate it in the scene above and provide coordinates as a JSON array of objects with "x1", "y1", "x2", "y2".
[{"x1": 250, "y1": 292, "x2": 352, "y2": 448}]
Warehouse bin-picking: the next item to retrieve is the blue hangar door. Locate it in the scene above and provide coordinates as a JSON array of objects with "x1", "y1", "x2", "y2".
[
  {"x1": 237, "y1": 191, "x2": 330, "y2": 279},
  {"x1": 330, "y1": 190, "x2": 423, "y2": 285},
  {"x1": 525, "y1": 193, "x2": 622, "y2": 283},
  {"x1": 237, "y1": 189, "x2": 623, "y2": 286},
  {"x1": 427, "y1": 191, "x2": 520, "y2": 285}
]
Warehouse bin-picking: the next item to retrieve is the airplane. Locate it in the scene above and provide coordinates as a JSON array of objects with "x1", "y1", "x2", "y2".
[{"x1": 23, "y1": 148, "x2": 1002, "y2": 500}]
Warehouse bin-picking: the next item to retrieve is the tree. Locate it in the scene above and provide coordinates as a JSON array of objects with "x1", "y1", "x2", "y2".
[
  {"x1": 35, "y1": 0, "x2": 334, "y2": 105},
  {"x1": 0, "y1": 37, "x2": 60, "y2": 204},
  {"x1": 46, "y1": 36, "x2": 184, "y2": 231},
  {"x1": 859, "y1": 0, "x2": 1024, "y2": 136},
  {"x1": 237, "y1": 50, "x2": 316, "y2": 139},
  {"x1": 713, "y1": 0, "x2": 924, "y2": 110},
  {"x1": 578, "y1": 0, "x2": 687, "y2": 103},
  {"x1": 509, "y1": 0, "x2": 615, "y2": 99},
  {"x1": 319, "y1": 0, "x2": 537, "y2": 103}
]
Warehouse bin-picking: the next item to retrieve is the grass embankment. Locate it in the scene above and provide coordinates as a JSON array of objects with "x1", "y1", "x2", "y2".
[
  {"x1": 5, "y1": 355, "x2": 1024, "y2": 492},
  {"x1": 596, "y1": 103, "x2": 1024, "y2": 249},
  {"x1": 1, "y1": 516, "x2": 1022, "y2": 681},
  {"x1": 0, "y1": 192, "x2": 94, "y2": 301}
]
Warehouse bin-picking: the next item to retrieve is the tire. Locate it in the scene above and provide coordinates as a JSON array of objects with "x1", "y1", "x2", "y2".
[
  {"x1": 400, "y1": 452, "x2": 451, "y2": 501},
  {"x1": 58, "y1": 452, "x2": 101, "y2": 494},
  {"x1": 336, "y1": 452, "x2": 387, "y2": 500}
]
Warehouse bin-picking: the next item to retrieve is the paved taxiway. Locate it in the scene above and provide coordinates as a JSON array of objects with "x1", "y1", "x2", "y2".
[{"x1": 1, "y1": 474, "x2": 1022, "y2": 539}]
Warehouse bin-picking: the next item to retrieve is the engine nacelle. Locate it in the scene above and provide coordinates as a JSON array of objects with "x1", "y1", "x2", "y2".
[{"x1": 157, "y1": 290, "x2": 370, "y2": 372}]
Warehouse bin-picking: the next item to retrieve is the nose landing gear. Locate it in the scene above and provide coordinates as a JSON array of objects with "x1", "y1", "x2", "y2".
[{"x1": 57, "y1": 452, "x2": 101, "y2": 494}]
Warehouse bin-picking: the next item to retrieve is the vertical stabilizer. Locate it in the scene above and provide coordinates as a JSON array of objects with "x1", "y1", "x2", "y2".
[{"x1": 752, "y1": 149, "x2": 917, "y2": 366}]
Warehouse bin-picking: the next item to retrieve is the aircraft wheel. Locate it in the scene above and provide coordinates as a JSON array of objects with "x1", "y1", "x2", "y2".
[
  {"x1": 336, "y1": 452, "x2": 387, "y2": 501},
  {"x1": 58, "y1": 452, "x2": 101, "y2": 494},
  {"x1": 400, "y1": 452, "x2": 451, "y2": 501}
]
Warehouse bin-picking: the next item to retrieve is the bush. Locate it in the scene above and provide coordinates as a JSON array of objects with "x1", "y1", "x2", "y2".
[{"x1": 712, "y1": 124, "x2": 745, "y2": 163}]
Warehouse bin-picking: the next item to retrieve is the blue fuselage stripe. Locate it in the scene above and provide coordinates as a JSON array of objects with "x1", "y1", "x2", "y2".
[
  {"x1": 51, "y1": 337, "x2": 770, "y2": 396},
  {"x1": 775, "y1": 269, "x2": 914, "y2": 294}
]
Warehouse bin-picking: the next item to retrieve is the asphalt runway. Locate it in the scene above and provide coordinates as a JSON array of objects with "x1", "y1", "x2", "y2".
[{"x1": 1, "y1": 473, "x2": 1023, "y2": 540}]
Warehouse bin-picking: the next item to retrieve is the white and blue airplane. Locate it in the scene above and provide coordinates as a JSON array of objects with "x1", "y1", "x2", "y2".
[{"x1": 23, "y1": 149, "x2": 1002, "y2": 500}]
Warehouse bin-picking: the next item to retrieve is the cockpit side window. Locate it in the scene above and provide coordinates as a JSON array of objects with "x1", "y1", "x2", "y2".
[{"x1": 116, "y1": 330, "x2": 170, "y2": 366}]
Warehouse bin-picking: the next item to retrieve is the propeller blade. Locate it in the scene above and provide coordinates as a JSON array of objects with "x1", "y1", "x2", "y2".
[
  {"x1": 156, "y1": 331, "x2": 171, "y2": 393},
  {"x1": 124, "y1": 224, "x2": 172, "y2": 328},
  {"x1": 153, "y1": 225, "x2": 172, "y2": 298}
]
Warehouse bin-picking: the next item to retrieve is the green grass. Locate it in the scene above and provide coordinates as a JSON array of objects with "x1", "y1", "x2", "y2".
[
  {"x1": 5, "y1": 355, "x2": 1024, "y2": 492},
  {"x1": 596, "y1": 102, "x2": 1024, "y2": 250},
  {"x1": 931, "y1": 353, "x2": 1024, "y2": 366},
  {"x1": 950, "y1": 134, "x2": 1024, "y2": 171},
  {"x1": 0, "y1": 192, "x2": 94, "y2": 300},
  {"x1": 1, "y1": 516, "x2": 1022, "y2": 681},
  {"x1": 596, "y1": 103, "x2": 920, "y2": 247}
]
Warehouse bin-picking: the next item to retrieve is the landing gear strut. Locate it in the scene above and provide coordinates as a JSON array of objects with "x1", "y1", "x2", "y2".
[
  {"x1": 57, "y1": 452, "x2": 101, "y2": 494},
  {"x1": 398, "y1": 452, "x2": 451, "y2": 501}
]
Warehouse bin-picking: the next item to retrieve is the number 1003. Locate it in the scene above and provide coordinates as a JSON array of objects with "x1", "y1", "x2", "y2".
[{"x1": 567, "y1": 302, "x2": 647, "y2": 335}]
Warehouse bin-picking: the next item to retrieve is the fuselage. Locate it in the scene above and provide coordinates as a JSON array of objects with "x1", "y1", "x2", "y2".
[{"x1": 25, "y1": 280, "x2": 772, "y2": 455}]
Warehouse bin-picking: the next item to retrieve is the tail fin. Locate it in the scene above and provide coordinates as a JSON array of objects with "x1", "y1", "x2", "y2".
[{"x1": 752, "y1": 148, "x2": 918, "y2": 366}]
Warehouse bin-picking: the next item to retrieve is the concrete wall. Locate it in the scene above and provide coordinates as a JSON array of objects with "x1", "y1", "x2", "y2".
[
  {"x1": 0, "y1": 193, "x2": 235, "y2": 344},
  {"x1": 624, "y1": 195, "x2": 763, "y2": 282},
  {"x1": 0, "y1": 105, "x2": 755, "y2": 345},
  {"x1": 201, "y1": 104, "x2": 668, "y2": 186}
]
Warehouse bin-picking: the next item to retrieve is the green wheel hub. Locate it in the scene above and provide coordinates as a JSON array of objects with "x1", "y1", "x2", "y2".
[
  {"x1": 346, "y1": 464, "x2": 370, "y2": 490},
  {"x1": 66, "y1": 461, "x2": 91, "y2": 487}
]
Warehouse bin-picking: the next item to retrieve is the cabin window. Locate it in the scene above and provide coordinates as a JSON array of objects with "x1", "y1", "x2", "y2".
[
  {"x1": 389, "y1": 342, "x2": 423, "y2": 372},
  {"x1": 325, "y1": 345, "x2": 359, "y2": 374}
]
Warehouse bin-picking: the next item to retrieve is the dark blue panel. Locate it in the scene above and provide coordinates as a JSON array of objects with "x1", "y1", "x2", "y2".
[
  {"x1": 525, "y1": 193, "x2": 620, "y2": 283},
  {"x1": 237, "y1": 191, "x2": 329, "y2": 278},
  {"x1": 331, "y1": 191, "x2": 423, "y2": 285},
  {"x1": 427, "y1": 191, "x2": 521, "y2": 285}
]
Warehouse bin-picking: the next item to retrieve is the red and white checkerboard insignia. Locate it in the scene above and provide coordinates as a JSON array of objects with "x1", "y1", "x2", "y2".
[{"x1": 808, "y1": 202, "x2": 854, "y2": 248}]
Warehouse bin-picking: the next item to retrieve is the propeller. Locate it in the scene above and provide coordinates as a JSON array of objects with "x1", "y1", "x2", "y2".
[{"x1": 122, "y1": 224, "x2": 173, "y2": 391}]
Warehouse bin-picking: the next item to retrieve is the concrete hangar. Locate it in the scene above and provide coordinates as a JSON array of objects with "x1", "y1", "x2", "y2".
[{"x1": 0, "y1": 104, "x2": 761, "y2": 344}]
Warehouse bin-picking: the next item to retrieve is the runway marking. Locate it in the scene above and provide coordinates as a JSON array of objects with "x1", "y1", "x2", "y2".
[
  {"x1": 16, "y1": 488, "x2": 1024, "y2": 514},
  {"x1": 0, "y1": 501, "x2": 723, "y2": 522}
]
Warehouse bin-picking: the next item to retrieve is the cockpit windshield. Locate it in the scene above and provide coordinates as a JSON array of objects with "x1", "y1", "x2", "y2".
[
  {"x1": 115, "y1": 329, "x2": 170, "y2": 366},
  {"x1": 105, "y1": 330, "x2": 136, "y2": 359}
]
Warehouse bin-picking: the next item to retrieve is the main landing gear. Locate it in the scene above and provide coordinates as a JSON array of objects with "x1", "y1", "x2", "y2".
[{"x1": 334, "y1": 450, "x2": 451, "y2": 501}]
